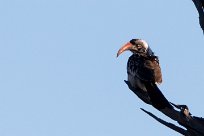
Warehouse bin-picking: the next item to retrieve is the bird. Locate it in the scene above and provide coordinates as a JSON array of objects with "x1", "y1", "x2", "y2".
[{"x1": 117, "y1": 39, "x2": 173, "y2": 110}]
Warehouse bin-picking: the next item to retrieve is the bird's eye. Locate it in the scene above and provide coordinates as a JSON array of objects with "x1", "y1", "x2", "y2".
[
  {"x1": 136, "y1": 44, "x2": 142, "y2": 48},
  {"x1": 132, "y1": 45, "x2": 137, "y2": 49}
]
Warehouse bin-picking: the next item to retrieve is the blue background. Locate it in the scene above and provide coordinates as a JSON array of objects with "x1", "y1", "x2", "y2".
[{"x1": 1, "y1": 0, "x2": 203, "y2": 135}]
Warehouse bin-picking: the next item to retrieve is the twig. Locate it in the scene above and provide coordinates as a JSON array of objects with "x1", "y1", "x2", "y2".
[
  {"x1": 124, "y1": 81, "x2": 204, "y2": 135},
  {"x1": 192, "y1": 0, "x2": 204, "y2": 34},
  {"x1": 140, "y1": 108, "x2": 187, "y2": 135}
]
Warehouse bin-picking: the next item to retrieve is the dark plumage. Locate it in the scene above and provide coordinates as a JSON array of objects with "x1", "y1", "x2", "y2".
[{"x1": 117, "y1": 39, "x2": 173, "y2": 110}]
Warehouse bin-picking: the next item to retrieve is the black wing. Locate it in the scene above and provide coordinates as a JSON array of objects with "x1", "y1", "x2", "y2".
[{"x1": 128, "y1": 54, "x2": 162, "y2": 83}]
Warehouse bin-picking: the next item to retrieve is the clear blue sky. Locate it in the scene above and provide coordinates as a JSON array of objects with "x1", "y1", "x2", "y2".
[{"x1": 1, "y1": 0, "x2": 203, "y2": 136}]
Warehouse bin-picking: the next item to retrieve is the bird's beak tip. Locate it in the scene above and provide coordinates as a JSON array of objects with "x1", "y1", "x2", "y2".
[
  {"x1": 116, "y1": 52, "x2": 121, "y2": 58},
  {"x1": 116, "y1": 42, "x2": 132, "y2": 58}
]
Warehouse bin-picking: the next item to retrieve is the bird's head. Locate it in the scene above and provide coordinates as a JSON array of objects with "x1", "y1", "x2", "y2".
[{"x1": 117, "y1": 39, "x2": 152, "y2": 57}]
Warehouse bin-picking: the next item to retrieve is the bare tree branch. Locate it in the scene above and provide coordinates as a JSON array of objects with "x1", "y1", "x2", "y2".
[
  {"x1": 124, "y1": 80, "x2": 204, "y2": 136},
  {"x1": 192, "y1": 0, "x2": 204, "y2": 34},
  {"x1": 140, "y1": 108, "x2": 187, "y2": 135}
]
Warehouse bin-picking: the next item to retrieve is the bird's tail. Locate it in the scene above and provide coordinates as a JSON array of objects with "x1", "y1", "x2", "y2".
[
  {"x1": 124, "y1": 80, "x2": 151, "y2": 105},
  {"x1": 144, "y1": 82, "x2": 173, "y2": 110}
]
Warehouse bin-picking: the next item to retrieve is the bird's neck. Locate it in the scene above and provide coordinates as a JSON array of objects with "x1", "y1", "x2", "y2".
[
  {"x1": 132, "y1": 47, "x2": 155, "y2": 57},
  {"x1": 146, "y1": 47, "x2": 154, "y2": 56}
]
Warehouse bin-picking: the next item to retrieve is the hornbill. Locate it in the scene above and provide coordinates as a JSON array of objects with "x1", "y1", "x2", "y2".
[{"x1": 117, "y1": 39, "x2": 173, "y2": 110}]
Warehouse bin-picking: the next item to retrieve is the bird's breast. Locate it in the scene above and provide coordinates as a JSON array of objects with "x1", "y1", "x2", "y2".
[{"x1": 127, "y1": 54, "x2": 162, "y2": 85}]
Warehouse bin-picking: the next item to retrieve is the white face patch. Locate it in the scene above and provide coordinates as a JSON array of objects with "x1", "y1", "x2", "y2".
[{"x1": 139, "y1": 39, "x2": 149, "y2": 49}]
